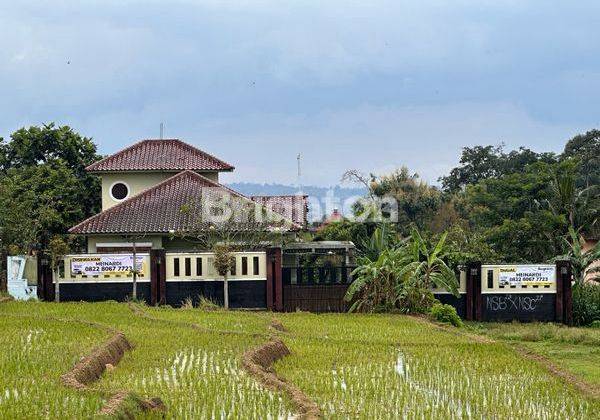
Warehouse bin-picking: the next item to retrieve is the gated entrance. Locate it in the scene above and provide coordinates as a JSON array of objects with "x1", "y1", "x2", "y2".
[
  {"x1": 280, "y1": 241, "x2": 357, "y2": 312},
  {"x1": 31, "y1": 248, "x2": 574, "y2": 324}
]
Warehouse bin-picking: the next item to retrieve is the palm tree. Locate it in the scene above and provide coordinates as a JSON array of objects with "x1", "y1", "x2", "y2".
[
  {"x1": 548, "y1": 162, "x2": 599, "y2": 234},
  {"x1": 559, "y1": 227, "x2": 600, "y2": 284}
]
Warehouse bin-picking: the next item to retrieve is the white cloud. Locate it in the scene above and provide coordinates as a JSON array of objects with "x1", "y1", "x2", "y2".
[
  {"x1": 174, "y1": 101, "x2": 582, "y2": 185},
  {"x1": 0, "y1": 0, "x2": 598, "y2": 187}
]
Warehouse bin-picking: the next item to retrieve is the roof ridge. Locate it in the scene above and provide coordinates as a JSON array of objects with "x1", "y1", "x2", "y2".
[
  {"x1": 170, "y1": 139, "x2": 235, "y2": 171},
  {"x1": 85, "y1": 139, "x2": 148, "y2": 171},
  {"x1": 85, "y1": 138, "x2": 234, "y2": 172},
  {"x1": 190, "y1": 172, "x2": 302, "y2": 228},
  {"x1": 251, "y1": 194, "x2": 309, "y2": 198}
]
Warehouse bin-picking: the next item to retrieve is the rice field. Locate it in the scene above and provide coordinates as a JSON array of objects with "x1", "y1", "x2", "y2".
[
  {"x1": 467, "y1": 321, "x2": 600, "y2": 387},
  {"x1": 0, "y1": 301, "x2": 598, "y2": 419},
  {"x1": 275, "y1": 314, "x2": 597, "y2": 419},
  {"x1": 0, "y1": 313, "x2": 106, "y2": 418}
]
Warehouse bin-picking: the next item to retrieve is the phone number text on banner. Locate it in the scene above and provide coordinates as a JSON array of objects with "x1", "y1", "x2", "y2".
[
  {"x1": 71, "y1": 256, "x2": 145, "y2": 276},
  {"x1": 498, "y1": 266, "x2": 555, "y2": 287}
]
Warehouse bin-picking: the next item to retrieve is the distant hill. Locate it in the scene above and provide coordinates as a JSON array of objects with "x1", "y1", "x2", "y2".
[{"x1": 227, "y1": 182, "x2": 367, "y2": 219}]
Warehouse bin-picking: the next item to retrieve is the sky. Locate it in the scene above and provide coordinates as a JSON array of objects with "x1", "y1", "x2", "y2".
[{"x1": 1, "y1": 1, "x2": 599, "y2": 186}]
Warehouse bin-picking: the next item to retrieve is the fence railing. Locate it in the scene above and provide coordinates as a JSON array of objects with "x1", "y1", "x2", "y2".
[{"x1": 282, "y1": 266, "x2": 356, "y2": 285}]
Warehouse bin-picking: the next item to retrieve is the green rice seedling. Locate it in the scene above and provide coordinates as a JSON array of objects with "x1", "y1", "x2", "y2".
[
  {"x1": 2, "y1": 302, "x2": 599, "y2": 418},
  {"x1": 0, "y1": 313, "x2": 107, "y2": 418},
  {"x1": 0, "y1": 302, "x2": 291, "y2": 419},
  {"x1": 276, "y1": 313, "x2": 600, "y2": 419},
  {"x1": 94, "y1": 312, "x2": 290, "y2": 418}
]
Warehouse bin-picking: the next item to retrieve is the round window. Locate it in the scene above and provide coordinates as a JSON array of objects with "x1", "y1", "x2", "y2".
[{"x1": 110, "y1": 182, "x2": 129, "y2": 201}]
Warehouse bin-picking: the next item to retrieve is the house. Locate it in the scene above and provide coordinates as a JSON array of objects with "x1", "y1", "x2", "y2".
[
  {"x1": 69, "y1": 139, "x2": 307, "y2": 251},
  {"x1": 58, "y1": 138, "x2": 317, "y2": 307}
]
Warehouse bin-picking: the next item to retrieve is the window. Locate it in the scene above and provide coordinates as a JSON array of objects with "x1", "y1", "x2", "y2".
[
  {"x1": 173, "y1": 258, "x2": 180, "y2": 277},
  {"x1": 230, "y1": 257, "x2": 236, "y2": 276},
  {"x1": 185, "y1": 258, "x2": 191, "y2": 276},
  {"x1": 253, "y1": 256, "x2": 260, "y2": 275},
  {"x1": 241, "y1": 257, "x2": 248, "y2": 275},
  {"x1": 110, "y1": 181, "x2": 129, "y2": 201},
  {"x1": 207, "y1": 257, "x2": 216, "y2": 275},
  {"x1": 196, "y1": 257, "x2": 202, "y2": 276}
]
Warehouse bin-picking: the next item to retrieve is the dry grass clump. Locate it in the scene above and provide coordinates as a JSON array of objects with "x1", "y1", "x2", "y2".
[
  {"x1": 98, "y1": 390, "x2": 165, "y2": 418},
  {"x1": 179, "y1": 296, "x2": 222, "y2": 311},
  {"x1": 242, "y1": 339, "x2": 321, "y2": 419},
  {"x1": 61, "y1": 333, "x2": 132, "y2": 389},
  {"x1": 270, "y1": 318, "x2": 287, "y2": 332}
]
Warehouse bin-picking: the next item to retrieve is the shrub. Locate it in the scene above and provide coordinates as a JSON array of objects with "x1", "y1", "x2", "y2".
[
  {"x1": 572, "y1": 282, "x2": 600, "y2": 326},
  {"x1": 198, "y1": 296, "x2": 221, "y2": 311},
  {"x1": 398, "y1": 288, "x2": 437, "y2": 314},
  {"x1": 180, "y1": 297, "x2": 194, "y2": 309},
  {"x1": 430, "y1": 303, "x2": 463, "y2": 327},
  {"x1": 345, "y1": 227, "x2": 460, "y2": 313}
]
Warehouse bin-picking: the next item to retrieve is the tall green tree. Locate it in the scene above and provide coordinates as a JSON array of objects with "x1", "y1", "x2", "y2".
[
  {"x1": 562, "y1": 129, "x2": 600, "y2": 189},
  {"x1": 440, "y1": 144, "x2": 556, "y2": 193},
  {"x1": 0, "y1": 124, "x2": 101, "y2": 254},
  {"x1": 462, "y1": 161, "x2": 566, "y2": 262},
  {"x1": 547, "y1": 159, "x2": 599, "y2": 236},
  {"x1": 368, "y1": 167, "x2": 441, "y2": 234}
]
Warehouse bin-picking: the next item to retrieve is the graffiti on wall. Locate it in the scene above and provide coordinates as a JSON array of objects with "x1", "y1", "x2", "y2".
[{"x1": 485, "y1": 294, "x2": 545, "y2": 312}]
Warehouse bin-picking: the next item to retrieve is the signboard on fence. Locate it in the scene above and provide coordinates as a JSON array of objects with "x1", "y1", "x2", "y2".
[
  {"x1": 70, "y1": 255, "x2": 145, "y2": 277},
  {"x1": 498, "y1": 265, "x2": 555, "y2": 287}
]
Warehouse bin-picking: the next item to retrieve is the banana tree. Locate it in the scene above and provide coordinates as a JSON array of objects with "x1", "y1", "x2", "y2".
[
  {"x1": 345, "y1": 247, "x2": 406, "y2": 312},
  {"x1": 397, "y1": 228, "x2": 459, "y2": 296},
  {"x1": 559, "y1": 227, "x2": 600, "y2": 284}
]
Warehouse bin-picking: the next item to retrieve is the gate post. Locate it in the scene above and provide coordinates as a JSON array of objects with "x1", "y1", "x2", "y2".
[
  {"x1": 36, "y1": 253, "x2": 54, "y2": 301},
  {"x1": 150, "y1": 249, "x2": 166, "y2": 306},
  {"x1": 556, "y1": 260, "x2": 573, "y2": 326},
  {"x1": 266, "y1": 249, "x2": 274, "y2": 311},
  {"x1": 555, "y1": 261, "x2": 565, "y2": 324},
  {"x1": 466, "y1": 261, "x2": 482, "y2": 321},
  {"x1": 266, "y1": 247, "x2": 282, "y2": 311}
]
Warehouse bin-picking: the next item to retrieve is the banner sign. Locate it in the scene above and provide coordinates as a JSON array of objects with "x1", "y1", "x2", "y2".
[
  {"x1": 71, "y1": 255, "x2": 145, "y2": 277},
  {"x1": 498, "y1": 266, "x2": 555, "y2": 287}
]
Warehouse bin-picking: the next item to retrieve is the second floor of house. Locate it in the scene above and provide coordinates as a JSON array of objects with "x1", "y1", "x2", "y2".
[{"x1": 86, "y1": 138, "x2": 234, "y2": 211}]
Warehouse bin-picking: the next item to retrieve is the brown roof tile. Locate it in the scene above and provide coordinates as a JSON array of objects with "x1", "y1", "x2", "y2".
[
  {"x1": 251, "y1": 195, "x2": 308, "y2": 227},
  {"x1": 86, "y1": 139, "x2": 234, "y2": 172},
  {"x1": 69, "y1": 171, "x2": 300, "y2": 234}
]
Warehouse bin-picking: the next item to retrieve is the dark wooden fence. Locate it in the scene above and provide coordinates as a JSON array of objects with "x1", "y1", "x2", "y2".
[
  {"x1": 278, "y1": 261, "x2": 573, "y2": 324},
  {"x1": 281, "y1": 266, "x2": 355, "y2": 312},
  {"x1": 33, "y1": 250, "x2": 573, "y2": 325}
]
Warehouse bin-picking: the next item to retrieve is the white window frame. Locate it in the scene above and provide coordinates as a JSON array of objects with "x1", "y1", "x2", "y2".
[{"x1": 109, "y1": 180, "x2": 131, "y2": 202}]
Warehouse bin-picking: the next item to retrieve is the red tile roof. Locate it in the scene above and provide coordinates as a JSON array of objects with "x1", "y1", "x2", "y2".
[
  {"x1": 251, "y1": 195, "x2": 308, "y2": 227},
  {"x1": 85, "y1": 139, "x2": 234, "y2": 172},
  {"x1": 69, "y1": 171, "x2": 300, "y2": 234}
]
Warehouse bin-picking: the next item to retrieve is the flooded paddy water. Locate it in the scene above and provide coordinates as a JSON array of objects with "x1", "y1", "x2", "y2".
[{"x1": 0, "y1": 302, "x2": 598, "y2": 419}]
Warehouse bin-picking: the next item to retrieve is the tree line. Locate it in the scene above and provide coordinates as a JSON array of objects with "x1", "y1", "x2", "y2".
[
  {"x1": 0, "y1": 124, "x2": 599, "y2": 289},
  {"x1": 317, "y1": 131, "x2": 600, "y2": 265}
]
